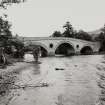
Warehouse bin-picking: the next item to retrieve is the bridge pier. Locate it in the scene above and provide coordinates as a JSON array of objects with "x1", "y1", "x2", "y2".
[
  {"x1": 48, "y1": 51, "x2": 55, "y2": 56},
  {"x1": 75, "y1": 50, "x2": 81, "y2": 55}
]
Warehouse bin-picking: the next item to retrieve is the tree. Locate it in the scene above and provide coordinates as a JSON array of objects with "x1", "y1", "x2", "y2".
[
  {"x1": 10, "y1": 37, "x2": 25, "y2": 58},
  {"x1": 76, "y1": 30, "x2": 92, "y2": 41},
  {"x1": 0, "y1": 0, "x2": 27, "y2": 48},
  {"x1": 0, "y1": 16, "x2": 12, "y2": 46},
  {"x1": 0, "y1": 0, "x2": 26, "y2": 9},
  {"x1": 0, "y1": 16, "x2": 25, "y2": 58},
  {"x1": 0, "y1": 0, "x2": 26, "y2": 58},
  {"x1": 95, "y1": 32, "x2": 105, "y2": 42},
  {"x1": 95, "y1": 25, "x2": 105, "y2": 52},
  {"x1": 52, "y1": 31, "x2": 62, "y2": 37},
  {"x1": 63, "y1": 21, "x2": 74, "y2": 38},
  {"x1": 95, "y1": 33, "x2": 105, "y2": 52},
  {"x1": 0, "y1": 0, "x2": 26, "y2": 46},
  {"x1": 101, "y1": 24, "x2": 105, "y2": 34}
]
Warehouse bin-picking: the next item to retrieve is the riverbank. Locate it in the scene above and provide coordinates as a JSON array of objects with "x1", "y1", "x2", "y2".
[
  {"x1": 0, "y1": 57, "x2": 34, "y2": 105},
  {"x1": 0, "y1": 54, "x2": 105, "y2": 105},
  {"x1": 0, "y1": 58, "x2": 32, "y2": 96},
  {"x1": 95, "y1": 55, "x2": 105, "y2": 105}
]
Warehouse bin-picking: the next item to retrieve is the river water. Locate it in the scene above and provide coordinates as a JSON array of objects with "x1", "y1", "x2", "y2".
[{"x1": 1, "y1": 54, "x2": 105, "y2": 105}]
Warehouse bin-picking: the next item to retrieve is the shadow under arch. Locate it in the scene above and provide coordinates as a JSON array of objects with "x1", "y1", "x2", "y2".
[
  {"x1": 55, "y1": 41, "x2": 75, "y2": 56},
  {"x1": 29, "y1": 42, "x2": 48, "y2": 57},
  {"x1": 80, "y1": 46, "x2": 93, "y2": 55}
]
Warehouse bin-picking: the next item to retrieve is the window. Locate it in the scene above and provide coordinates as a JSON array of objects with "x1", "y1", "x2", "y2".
[
  {"x1": 76, "y1": 45, "x2": 79, "y2": 48},
  {"x1": 49, "y1": 43, "x2": 53, "y2": 48}
]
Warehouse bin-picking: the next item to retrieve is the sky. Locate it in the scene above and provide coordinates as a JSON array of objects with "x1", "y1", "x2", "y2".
[{"x1": 0, "y1": 0, "x2": 105, "y2": 37}]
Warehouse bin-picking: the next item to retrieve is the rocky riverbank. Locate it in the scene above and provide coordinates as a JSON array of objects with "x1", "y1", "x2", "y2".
[
  {"x1": 96, "y1": 55, "x2": 105, "y2": 105},
  {"x1": 0, "y1": 55, "x2": 105, "y2": 105},
  {"x1": 0, "y1": 59, "x2": 32, "y2": 105}
]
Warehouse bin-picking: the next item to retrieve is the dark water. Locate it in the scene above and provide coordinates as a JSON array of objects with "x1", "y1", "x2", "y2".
[{"x1": 1, "y1": 54, "x2": 105, "y2": 105}]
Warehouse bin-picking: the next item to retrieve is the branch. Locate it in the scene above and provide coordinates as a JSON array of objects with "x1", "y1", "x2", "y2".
[{"x1": 0, "y1": 0, "x2": 26, "y2": 9}]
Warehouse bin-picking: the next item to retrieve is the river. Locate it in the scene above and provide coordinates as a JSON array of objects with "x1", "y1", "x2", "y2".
[{"x1": 1, "y1": 54, "x2": 105, "y2": 105}]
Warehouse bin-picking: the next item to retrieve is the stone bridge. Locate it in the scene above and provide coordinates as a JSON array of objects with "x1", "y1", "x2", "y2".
[{"x1": 20, "y1": 37, "x2": 100, "y2": 56}]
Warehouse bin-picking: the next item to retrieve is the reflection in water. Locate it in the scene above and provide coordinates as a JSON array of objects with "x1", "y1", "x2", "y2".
[
  {"x1": 0, "y1": 54, "x2": 105, "y2": 105},
  {"x1": 32, "y1": 64, "x2": 40, "y2": 75}
]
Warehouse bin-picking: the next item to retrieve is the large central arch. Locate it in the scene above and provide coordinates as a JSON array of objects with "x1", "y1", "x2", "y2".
[{"x1": 55, "y1": 41, "x2": 75, "y2": 56}]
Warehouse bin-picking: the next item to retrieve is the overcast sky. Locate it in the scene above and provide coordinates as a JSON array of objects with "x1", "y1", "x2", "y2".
[{"x1": 0, "y1": 0, "x2": 105, "y2": 37}]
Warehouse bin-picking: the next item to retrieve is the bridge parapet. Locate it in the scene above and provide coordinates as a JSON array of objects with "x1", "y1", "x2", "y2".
[{"x1": 22, "y1": 37, "x2": 94, "y2": 44}]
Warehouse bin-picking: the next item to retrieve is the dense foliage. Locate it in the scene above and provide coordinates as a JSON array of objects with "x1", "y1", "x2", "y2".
[
  {"x1": 0, "y1": 0, "x2": 26, "y2": 9},
  {"x1": 0, "y1": 16, "x2": 24, "y2": 58},
  {"x1": 94, "y1": 25, "x2": 105, "y2": 52},
  {"x1": 75, "y1": 30, "x2": 92, "y2": 41},
  {"x1": 0, "y1": 16, "x2": 12, "y2": 47},
  {"x1": 52, "y1": 31, "x2": 62, "y2": 37},
  {"x1": 51, "y1": 21, "x2": 92, "y2": 41},
  {"x1": 63, "y1": 21, "x2": 74, "y2": 38}
]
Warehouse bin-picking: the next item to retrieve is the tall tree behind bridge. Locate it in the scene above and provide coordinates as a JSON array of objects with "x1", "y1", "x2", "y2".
[{"x1": 63, "y1": 21, "x2": 74, "y2": 38}]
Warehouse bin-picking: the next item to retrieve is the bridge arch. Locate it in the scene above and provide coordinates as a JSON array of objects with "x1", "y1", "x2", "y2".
[
  {"x1": 55, "y1": 41, "x2": 75, "y2": 56},
  {"x1": 80, "y1": 45, "x2": 93, "y2": 55},
  {"x1": 29, "y1": 42, "x2": 48, "y2": 57}
]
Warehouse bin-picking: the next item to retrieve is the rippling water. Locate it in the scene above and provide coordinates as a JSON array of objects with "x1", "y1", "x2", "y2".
[{"x1": 1, "y1": 54, "x2": 105, "y2": 105}]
